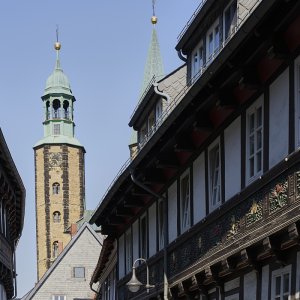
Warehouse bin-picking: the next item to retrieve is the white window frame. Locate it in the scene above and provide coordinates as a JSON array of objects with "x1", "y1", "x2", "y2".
[
  {"x1": 296, "y1": 251, "x2": 300, "y2": 300},
  {"x1": 223, "y1": 0, "x2": 238, "y2": 41},
  {"x1": 125, "y1": 228, "x2": 132, "y2": 274},
  {"x1": 246, "y1": 96, "x2": 263, "y2": 184},
  {"x1": 206, "y1": 19, "x2": 220, "y2": 64},
  {"x1": 191, "y1": 40, "x2": 204, "y2": 80},
  {"x1": 140, "y1": 213, "x2": 148, "y2": 259},
  {"x1": 157, "y1": 198, "x2": 165, "y2": 250},
  {"x1": 180, "y1": 170, "x2": 191, "y2": 233},
  {"x1": 208, "y1": 139, "x2": 221, "y2": 212},
  {"x1": 295, "y1": 56, "x2": 300, "y2": 149},
  {"x1": 271, "y1": 265, "x2": 292, "y2": 300}
]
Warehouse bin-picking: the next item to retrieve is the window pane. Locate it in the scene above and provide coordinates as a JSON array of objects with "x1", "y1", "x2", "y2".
[
  {"x1": 283, "y1": 273, "x2": 290, "y2": 293},
  {"x1": 257, "y1": 106, "x2": 262, "y2": 127},
  {"x1": 74, "y1": 267, "x2": 85, "y2": 278},
  {"x1": 249, "y1": 135, "x2": 254, "y2": 155},
  {"x1": 256, "y1": 151, "x2": 262, "y2": 172},
  {"x1": 257, "y1": 130, "x2": 262, "y2": 150},
  {"x1": 250, "y1": 157, "x2": 254, "y2": 177},
  {"x1": 209, "y1": 34, "x2": 213, "y2": 56},
  {"x1": 249, "y1": 114, "x2": 255, "y2": 133},
  {"x1": 214, "y1": 26, "x2": 220, "y2": 51},
  {"x1": 275, "y1": 276, "x2": 281, "y2": 295}
]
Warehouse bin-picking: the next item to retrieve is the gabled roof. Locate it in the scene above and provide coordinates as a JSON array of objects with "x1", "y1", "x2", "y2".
[{"x1": 23, "y1": 223, "x2": 103, "y2": 299}]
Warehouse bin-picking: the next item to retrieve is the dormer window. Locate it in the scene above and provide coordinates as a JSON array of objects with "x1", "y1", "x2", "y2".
[
  {"x1": 156, "y1": 99, "x2": 163, "y2": 126},
  {"x1": 224, "y1": 0, "x2": 237, "y2": 41},
  {"x1": 191, "y1": 41, "x2": 204, "y2": 80},
  {"x1": 206, "y1": 20, "x2": 220, "y2": 63}
]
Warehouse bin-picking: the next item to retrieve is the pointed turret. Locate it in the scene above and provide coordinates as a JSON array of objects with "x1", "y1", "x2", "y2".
[
  {"x1": 129, "y1": 11, "x2": 165, "y2": 157},
  {"x1": 140, "y1": 17, "x2": 164, "y2": 95}
]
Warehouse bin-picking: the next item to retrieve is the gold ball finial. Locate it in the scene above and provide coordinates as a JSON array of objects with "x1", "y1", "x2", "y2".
[
  {"x1": 151, "y1": 16, "x2": 158, "y2": 24},
  {"x1": 54, "y1": 42, "x2": 61, "y2": 50}
]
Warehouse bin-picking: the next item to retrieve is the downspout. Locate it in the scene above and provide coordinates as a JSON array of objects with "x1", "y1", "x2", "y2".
[
  {"x1": 11, "y1": 244, "x2": 17, "y2": 299},
  {"x1": 130, "y1": 170, "x2": 169, "y2": 300},
  {"x1": 177, "y1": 50, "x2": 187, "y2": 62},
  {"x1": 153, "y1": 82, "x2": 170, "y2": 102}
]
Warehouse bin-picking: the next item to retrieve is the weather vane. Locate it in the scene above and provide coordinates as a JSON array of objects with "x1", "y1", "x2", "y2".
[
  {"x1": 54, "y1": 25, "x2": 61, "y2": 50},
  {"x1": 151, "y1": 0, "x2": 157, "y2": 25}
]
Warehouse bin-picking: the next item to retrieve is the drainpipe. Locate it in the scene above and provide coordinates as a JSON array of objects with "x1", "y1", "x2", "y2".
[
  {"x1": 177, "y1": 50, "x2": 187, "y2": 62},
  {"x1": 130, "y1": 170, "x2": 169, "y2": 299},
  {"x1": 153, "y1": 82, "x2": 170, "y2": 102},
  {"x1": 11, "y1": 246, "x2": 17, "y2": 299}
]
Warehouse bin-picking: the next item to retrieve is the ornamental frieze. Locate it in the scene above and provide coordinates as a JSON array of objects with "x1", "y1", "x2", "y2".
[{"x1": 166, "y1": 167, "x2": 300, "y2": 278}]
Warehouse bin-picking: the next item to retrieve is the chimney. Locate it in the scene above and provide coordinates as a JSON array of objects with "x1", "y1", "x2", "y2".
[{"x1": 71, "y1": 223, "x2": 78, "y2": 237}]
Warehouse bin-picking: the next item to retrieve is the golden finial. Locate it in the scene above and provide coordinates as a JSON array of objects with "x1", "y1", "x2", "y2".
[
  {"x1": 151, "y1": 16, "x2": 158, "y2": 24},
  {"x1": 151, "y1": 0, "x2": 157, "y2": 24},
  {"x1": 54, "y1": 25, "x2": 61, "y2": 50}
]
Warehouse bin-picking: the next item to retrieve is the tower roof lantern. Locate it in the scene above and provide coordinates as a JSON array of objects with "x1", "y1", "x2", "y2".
[{"x1": 44, "y1": 42, "x2": 73, "y2": 96}]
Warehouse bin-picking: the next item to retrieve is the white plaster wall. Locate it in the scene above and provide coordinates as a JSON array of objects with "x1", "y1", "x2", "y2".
[
  {"x1": 148, "y1": 203, "x2": 157, "y2": 257},
  {"x1": 224, "y1": 117, "x2": 241, "y2": 200},
  {"x1": 244, "y1": 271, "x2": 257, "y2": 300},
  {"x1": 118, "y1": 234, "x2": 125, "y2": 279},
  {"x1": 224, "y1": 277, "x2": 239, "y2": 292},
  {"x1": 193, "y1": 153, "x2": 206, "y2": 224},
  {"x1": 269, "y1": 68, "x2": 289, "y2": 169},
  {"x1": 132, "y1": 220, "x2": 139, "y2": 263},
  {"x1": 31, "y1": 228, "x2": 102, "y2": 300},
  {"x1": 261, "y1": 265, "x2": 269, "y2": 300},
  {"x1": 168, "y1": 181, "x2": 178, "y2": 243}
]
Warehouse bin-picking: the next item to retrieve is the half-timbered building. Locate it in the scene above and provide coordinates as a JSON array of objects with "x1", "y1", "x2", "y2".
[
  {"x1": 0, "y1": 129, "x2": 25, "y2": 300},
  {"x1": 90, "y1": 0, "x2": 300, "y2": 299}
]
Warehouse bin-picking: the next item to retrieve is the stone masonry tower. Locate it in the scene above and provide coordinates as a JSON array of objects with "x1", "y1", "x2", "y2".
[{"x1": 33, "y1": 40, "x2": 85, "y2": 280}]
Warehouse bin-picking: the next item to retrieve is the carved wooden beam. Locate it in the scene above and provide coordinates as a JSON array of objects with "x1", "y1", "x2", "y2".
[
  {"x1": 281, "y1": 223, "x2": 300, "y2": 250},
  {"x1": 218, "y1": 258, "x2": 234, "y2": 277}
]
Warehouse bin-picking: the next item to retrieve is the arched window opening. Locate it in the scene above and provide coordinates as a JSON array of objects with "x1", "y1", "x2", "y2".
[
  {"x1": 46, "y1": 101, "x2": 50, "y2": 120},
  {"x1": 53, "y1": 211, "x2": 61, "y2": 223},
  {"x1": 52, "y1": 183, "x2": 60, "y2": 195},
  {"x1": 53, "y1": 241, "x2": 59, "y2": 257},
  {"x1": 52, "y1": 99, "x2": 61, "y2": 119},
  {"x1": 63, "y1": 100, "x2": 70, "y2": 120}
]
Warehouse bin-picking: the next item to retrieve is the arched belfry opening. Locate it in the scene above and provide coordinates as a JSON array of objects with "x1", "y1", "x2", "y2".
[
  {"x1": 46, "y1": 101, "x2": 50, "y2": 120},
  {"x1": 52, "y1": 99, "x2": 61, "y2": 119},
  {"x1": 63, "y1": 100, "x2": 70, "y2": 120}
]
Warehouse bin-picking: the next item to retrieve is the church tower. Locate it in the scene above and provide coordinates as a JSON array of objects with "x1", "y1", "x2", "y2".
[{"x1": 34, "y1": 40, "x2": 85, "y2": 280}]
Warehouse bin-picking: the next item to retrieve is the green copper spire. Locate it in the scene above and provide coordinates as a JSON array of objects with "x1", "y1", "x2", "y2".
[
  {"x1": 34, "y1": 41, "x2": 82, "y2": 148},
  {"x1": 129, "y1": 15, "x2": 165, "y2": 152},
  {"x1": 140, "y1": 23, "x2": 164, "y2": 95}
]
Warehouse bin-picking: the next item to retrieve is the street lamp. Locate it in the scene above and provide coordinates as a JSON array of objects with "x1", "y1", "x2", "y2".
[{"x1": 126, "y1": 258, "x2": 155, "y2": 293}]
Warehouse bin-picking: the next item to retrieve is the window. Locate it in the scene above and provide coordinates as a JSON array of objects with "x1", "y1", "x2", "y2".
[
  {"x1": 209, "y1": 142, "x2": 221, "y2": 211},
  {"x1": 180, "y1": 172, "x2": 190, "y2": 232},
  {"x1": 139, "y1": 123, "x2": 147, "y2": 145},
  {"x1": 224, "y1": 0, "x2": 237, "y2": 40},
  {"x1": 148, "y1": 111, "x2": 155, "y2": 135},
  {"x1": 53, "y1": 241, "x2": 59, "y2": 258},
  {"x1": 52, "y1": 99, "x2": 61, "y2": 119},
  {"x1": 247, "y1": 99, "x2": 263, "y2": 182},
  {"x1": 271, "y1": 265, "x2": 291, "y2": 300},
  {"x1": 53, "y1": 211, "x2": 61, "y2": 223},
  {"x1": 140, "y1": 214, "x2": 148, "y2": 258},
  {"x1": 125, "y1": 229, "x2": 132, "y2": 273},
  {"x1": 206, "y1": 20, "x2": 220, "y2": 63},
  {"x1": 158, "y1": 198, "x2": 165, "y2": 250},
  {"x1": 73, "y1": 266, "x2": 85, "y2": 278},
  {"x1": 53, "y1": 124, "x2": 60, "y2": 135},
  {"x1": 191, "y1": 41, "x2": 204, "y2": 79},
  {"x1": 52, "y1": 296, "x2": 66, "y2": 300},
  {"x1": 52, "y1": 182, "x2": 60, "y2": 194}
]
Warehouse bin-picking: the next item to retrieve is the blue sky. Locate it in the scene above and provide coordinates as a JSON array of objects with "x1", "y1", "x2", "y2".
[{"x1": 0, "y1": 1, "x2": 198, "y2": 297}]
